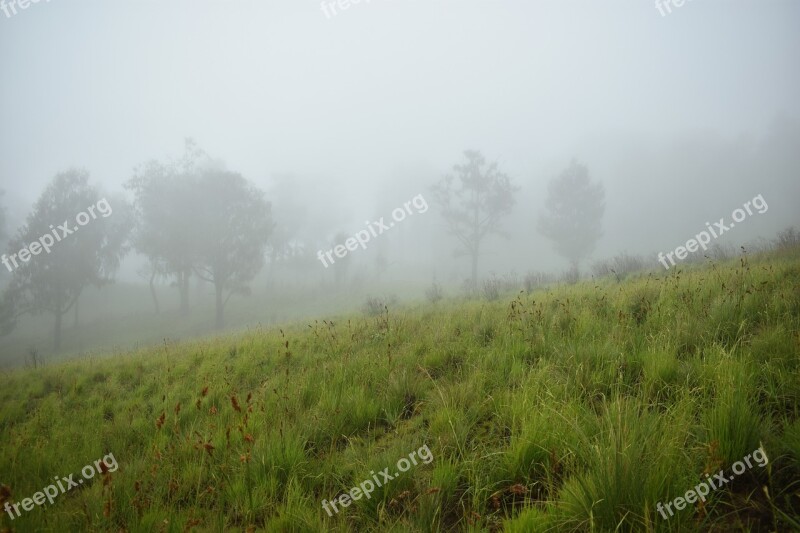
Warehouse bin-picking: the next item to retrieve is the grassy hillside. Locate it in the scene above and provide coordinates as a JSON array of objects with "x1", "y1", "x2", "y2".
[
  {"x1": 1, "y1": 249, "x2": 799, "y2": 532},
  {"x1": 0, "y1": 274, "x2": 418, "y2": 368}
]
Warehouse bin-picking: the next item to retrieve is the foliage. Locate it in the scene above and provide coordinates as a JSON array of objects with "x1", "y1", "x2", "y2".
[
  {"x1": 126, "y1": 140, "x2": 273, "y2": 327},
  {"x1": 190, "y1": 169, "x2": 273, "y2": 329},
  {"x1": 1, "y1": 170, "x2": 129, "y2": 350},
  {"x1": 431, "y1": 150, "x2": 518, "y2": 288},
  {"x1": 425, "y1": 282, "x2": 444, "y2": 304},
  {"x1": 125, "y1": 139, "x2": 211, "y2": 316},
  {"x1": 538, "y1": 159, "x2": 605, "y2": 272},
  {"x1": 482, "y1": 275, "x2": 501, "y2": 301},
  {"x1": 775, "y1": 226, "x2": 800, "y2": 250},
  {"x1": 363, "y1": 294, "x2": 397, "y2": 317},
  {"x1": 591, "y1": 252, "x2": 649, "y2": 281},
  {"x1": 523, "y1": 271, "x2": 555, "y2": 293}
]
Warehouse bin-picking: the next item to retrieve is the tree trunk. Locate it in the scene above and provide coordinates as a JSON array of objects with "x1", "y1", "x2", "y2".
[
  {"x1": 73, "y1": 296, "x2": 79, "y2": 328},
  {"x1": 215, "y1": 283, "x2": 224, "y2": 330}
]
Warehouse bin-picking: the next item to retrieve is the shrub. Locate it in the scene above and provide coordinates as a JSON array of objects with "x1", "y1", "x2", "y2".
[
  {"x1": 705, "y1": 242, "x2": 738, "y2": 261},
  {"x1": 363, "y1": 295, "x2": 397, "y2": 316},
  {"x1": 460, "y1": 278, "x2": 477, "y2": 298},
  {"x1": 591, "y1": 253, "x2": 648, "y2": 282},
  {"x1": 499, "y1": 271, "x2": 520, "y2": 292},
  {"x1": 523, "y1": 271, "x2": 555, "y2": 293},
  {"x1": 425, "y1": 282, "x2": 444, "y2": 304},
  {"x1": 775, "y1": 226, "x2": 800, "y2": 250},
  {"x1": 482, "y1": 276, "x2": 501, "y2": 301},
  {"x1": 26, "y1": 347, "x2": 42, "y2": 370},
  {"x1": 560, "y1": 266, "x2": 579, "y2": 285}
]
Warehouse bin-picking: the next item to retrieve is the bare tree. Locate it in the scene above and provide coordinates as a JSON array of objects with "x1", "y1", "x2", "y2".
[{"x1": 431, "y1": 150, "x2": 517, "y2": 288}]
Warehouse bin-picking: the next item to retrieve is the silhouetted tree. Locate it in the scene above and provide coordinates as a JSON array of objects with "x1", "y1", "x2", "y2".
[
  {"x1": 432, "y1": 150, "x2": 517, "y2": 288},
  {"x1": 538, "y1": 159, "x2": 605, "y2": 275},
  {"x1": 191, "y1": 169, "x2": 273, "y2": 329},
  {"x1": 137, "y1": 259, "x2": 168, "y2": 315},
  {"x1": 1, "y1": 170, "x2": 129, "y2": 350},
  {"x1": 126, "y1": 139, "x2": 208, "y2": 315}
]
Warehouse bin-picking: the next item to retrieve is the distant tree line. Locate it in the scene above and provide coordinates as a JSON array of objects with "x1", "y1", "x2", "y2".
[
  {"x1": 125, "y1": 140, "x2": 273, "y2": 329},
  {"x1": 0, "y1": 140, "x2": 274, "y2": 350},
  {"x1": 432, "y1": 151, "x2": 605, "y2": 288},
  {"x1": 0, "y1": 142, "x2": 607, "y2": 351}
]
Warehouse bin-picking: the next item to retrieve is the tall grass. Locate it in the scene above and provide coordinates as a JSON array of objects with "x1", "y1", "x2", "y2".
[{"x1": 0, "y1": 247, "x2": 798, "y2": 531}]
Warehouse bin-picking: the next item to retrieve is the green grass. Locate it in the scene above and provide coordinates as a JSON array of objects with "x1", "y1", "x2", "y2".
[
  {"x1": 1, "y1": 249, "x2": 799, "y2": 532},
  {"x1": 0, "y1": 273, "x2": 416, "y2": 367}
]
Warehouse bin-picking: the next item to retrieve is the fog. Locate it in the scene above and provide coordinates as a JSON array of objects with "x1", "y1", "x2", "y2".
[{"x1": 1, "y1": 0, "x2": 799, "y2": 364}]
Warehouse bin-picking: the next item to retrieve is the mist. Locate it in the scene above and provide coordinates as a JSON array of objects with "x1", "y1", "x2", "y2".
[{"x1": 1, "y1": 0, "x2": 799, "y2": 364}]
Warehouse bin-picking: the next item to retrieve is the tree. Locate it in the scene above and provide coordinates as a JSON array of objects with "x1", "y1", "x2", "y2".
[
  {"x1": 128, "y1": 140, "x2": 272, "y2": 328},
  {"x1": 137, "y1": 259, "x2": 168, "y2": 315},
  {"x1": 431, "y1": 150, "x2": 517, "y2": 288},
  {"x1": 1, "y1": 170, "x2": 129, "y2": 351},
  {"x1": 538, "y1": 159, "x2": 605, "y2": 275},
  {"x1": 191, "y1": 169, "x2": 273, "y2": 329},
  {"x1": 126, "y1": 140, "x2": 209, "y2": 315}
]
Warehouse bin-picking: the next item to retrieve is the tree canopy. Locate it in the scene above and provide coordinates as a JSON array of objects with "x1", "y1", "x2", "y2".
[
  {"x1": 431, "y1": 150, "x2": 517, "y2": 288},
  {"x1": 126, "y1": 140, "x2": 273, "y2": 328},
  {"x1": 1, "y1": 170, "x2": 130, "y2": 350},
  {"x1": 538, "y1": 159, "x2": 605, "y2": 273}
]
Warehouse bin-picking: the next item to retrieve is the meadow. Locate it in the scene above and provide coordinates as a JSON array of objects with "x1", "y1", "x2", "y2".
[{"x1": 1, "y1": 247, "x2": 799, "y2": 532}]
